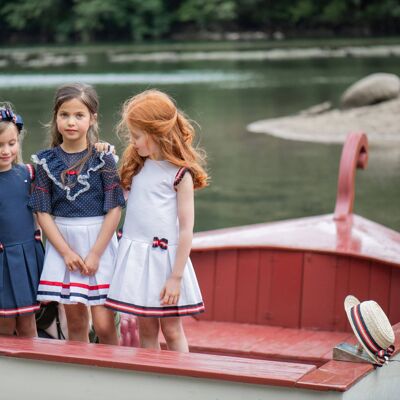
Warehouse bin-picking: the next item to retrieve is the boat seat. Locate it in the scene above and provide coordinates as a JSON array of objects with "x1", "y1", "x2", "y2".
[{"x1": 0, "y1": 335, "x2": 316, "y2": 388}]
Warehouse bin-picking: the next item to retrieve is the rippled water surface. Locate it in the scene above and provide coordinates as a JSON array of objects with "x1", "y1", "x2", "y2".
[{"x1": 1, "y1": 49, "x2": 399, "y2": 232}]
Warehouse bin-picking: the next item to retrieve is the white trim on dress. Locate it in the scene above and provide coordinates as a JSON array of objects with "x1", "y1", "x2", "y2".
[{"x1": 31, "y1": 151, "x2": 112, "y2": 201}]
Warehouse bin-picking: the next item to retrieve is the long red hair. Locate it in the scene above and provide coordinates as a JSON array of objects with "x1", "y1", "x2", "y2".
[{"x1": 118, "y1": 90, "x2": 208, "y2": 190}]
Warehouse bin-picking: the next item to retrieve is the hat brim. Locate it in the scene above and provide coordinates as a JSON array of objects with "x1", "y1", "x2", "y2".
[{"x1": 344, "y1": 295, "x2": 379, "y2": 364}]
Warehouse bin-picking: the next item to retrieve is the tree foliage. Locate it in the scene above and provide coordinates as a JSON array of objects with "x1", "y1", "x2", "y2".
[{"x1": 0, "y1": 0, "x2": 399, "y2": 44}]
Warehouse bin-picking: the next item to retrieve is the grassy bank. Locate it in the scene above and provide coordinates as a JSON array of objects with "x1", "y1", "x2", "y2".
[{"x1": 1, "y1": 37, "x2": 400, "y2": 55}]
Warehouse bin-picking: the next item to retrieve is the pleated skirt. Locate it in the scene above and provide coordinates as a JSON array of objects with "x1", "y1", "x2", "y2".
[
  {"x1": 37, "y1": 216, "x2": 117, "y2": 306},
  {"x1": 105, "y1": 236, "x2": 205, "y2": 318},
  {"x1": 0, "y1": 239, "x2": 44, "y2": 317}
]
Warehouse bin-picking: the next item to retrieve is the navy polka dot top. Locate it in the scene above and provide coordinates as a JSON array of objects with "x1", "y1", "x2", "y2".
[{"x1": 28, "y1": 146, "x2": 125, "y2": 217}]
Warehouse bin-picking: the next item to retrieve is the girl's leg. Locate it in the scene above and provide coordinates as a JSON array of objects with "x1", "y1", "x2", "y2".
[
  {"x1": 160, "y1": 317, "x2": 189, "y2": 352},
  {"x1": 91, "y1": 305, "x2": 118, "y2": 345},
  {"x1": 16, "y1": 314, "x2": 37, "y2": 337},
  {"x1": 0, "y1": 317, "x2": 16, "y2": 336},
  {"x1": 64, "y1": 303, "x2": 90, "y2": 342},
  {"x1": 137, "y1": 317, "x2": 161, "y2": 350}
]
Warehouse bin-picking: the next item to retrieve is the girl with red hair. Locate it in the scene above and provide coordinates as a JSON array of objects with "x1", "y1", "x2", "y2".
[{"x1": 105, "y1": 89, "x2": 208, "y2": 352}]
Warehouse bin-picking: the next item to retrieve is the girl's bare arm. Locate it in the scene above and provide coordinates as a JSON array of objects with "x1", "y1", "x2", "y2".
[
  {"x1": 36, "y1": 212, "x2": 87, "y2": 273},
  {"x1": 160, "y1": 173, "x2": 194, "y2": 305},
  {"x1": 84, "y1": 206, "x2": 122, "y2": 275}
]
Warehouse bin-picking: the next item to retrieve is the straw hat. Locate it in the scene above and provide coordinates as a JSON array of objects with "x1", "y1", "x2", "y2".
[{"x1": 344, "y1": 295, "x2": 395, "y2": 366}]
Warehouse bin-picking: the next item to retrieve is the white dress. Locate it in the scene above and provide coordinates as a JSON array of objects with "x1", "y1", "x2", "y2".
[{"x1": 105, "y1": 159, "x2": 204, "y2": 317}]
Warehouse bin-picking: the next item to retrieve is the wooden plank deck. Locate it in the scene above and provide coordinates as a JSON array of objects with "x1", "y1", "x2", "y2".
[{"x1": 163, "y1": 318, "x2": 355, "y2": 365}]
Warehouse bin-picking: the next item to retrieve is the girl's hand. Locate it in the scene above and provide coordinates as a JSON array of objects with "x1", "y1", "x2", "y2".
[
  {"x1": 84, "y1": 251, "x2": 100, "y2": 276},
  {"x1": 160, "y1": 276, "x2": 182, "y2": 306},
  {"x1": 63, "y1": 250, "x2": 87, "y2": 274},
  {"x1": 94, "y1": 142, "x2": 115, "y2": 154}
]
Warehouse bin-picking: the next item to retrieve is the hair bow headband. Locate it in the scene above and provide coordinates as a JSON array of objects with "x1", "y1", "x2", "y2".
[{"x1": 0, "y1": 108, "x2": 24, "y2": 133}]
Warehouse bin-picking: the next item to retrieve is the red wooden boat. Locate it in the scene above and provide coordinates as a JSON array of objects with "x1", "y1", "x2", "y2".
[{"x1": 0, "y1": 133, "x2": 399, "y2": 399}]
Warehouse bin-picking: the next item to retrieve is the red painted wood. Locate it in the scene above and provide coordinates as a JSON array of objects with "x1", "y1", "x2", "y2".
[
  {"x1": 193, "y1": 214, "x2": 400, "y2": 268},
  {"x1": 393, "y1": 322, "x2": 400, "y2": 350},
  {"x1": 347, "y1": 258, "x2": 371, "y2": 330},
  {"x1": 0, "y1": 336, "x2": 315, "y2": 388},
  {"x1": 250, "y1": 329, "x2": 353, "y2": 365},
  {"x1": 332, "y1": 257, "x2": 351, "y2": 331},
  {"x1": 2, "y1": 323, "x2": 400, "y2": 392},
  {"x1": 193, "y1": 246, "x2": 400, "y2": 331},
  {"x1": 180, "y1": 319, "x2": 284, "y2": 356},
  {"x1": 191, "y1": 251, "x2": 216, "y2": 321},
  {"x1": 256, "y1": 251, "x2": 273, "y2": 325},
  {"x1": 213, "y1": 250, "x2": 238, "y2": 322},
  {"x1": 301, "y1": 253, "x2": 337, "y2": 330},
  {"x1": 369, "y1": 262, "x2": 391, "y2": 314},
  {"x1": 389, "y1": 268, "x2": 400, "y2": 324},
  {"x1": 348, "y1": 259, "x2": 370, "y2": 293},
  {"x1": 258, "y1": 251, "x2": 303, "y2": 328},
  {"x1": 299, "y1": 323, "x2": 400, "y2": 392},
  {"x1": 296, "y1": 360, "x2": 373, "y2": 392},
  {"x1": 334, "y1": 132, "x2": 368, "y2": 221},
  {"x1": 235, "y1": 250, "x2": 260, "y2": 323},
  {"x1": 177, "y1": 319, "x2": 353, "y2": 366}
]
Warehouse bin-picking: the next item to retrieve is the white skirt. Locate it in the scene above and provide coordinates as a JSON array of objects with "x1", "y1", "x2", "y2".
[
  {"x1": 37, "y1": 216, "x2": 118, "y2": 306},
  {"x1": 104, "y1": 236, "x2": 204, "y2": 317}
]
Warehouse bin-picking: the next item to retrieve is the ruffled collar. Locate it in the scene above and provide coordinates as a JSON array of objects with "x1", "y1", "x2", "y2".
[{"x1": 31, "y1": 146, "x2": 110, "y2": 201}]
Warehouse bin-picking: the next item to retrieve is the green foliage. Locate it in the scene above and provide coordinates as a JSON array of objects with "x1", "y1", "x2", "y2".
[
  {"x1": 2, "y1": 0, "x2": 57, "y2": 29},
  {"x1": 74, "y1": 0, "x2": 169, "y2": 42},
  {"x1": 290, "y1": 0, "x2": 317, "y2": 25},
  {"x1": 0, "y1": 0, "x2": 399, "y2": 44},
  {"x1": 177, "y1": 0, "x2": 236, "y2": 31},
  {"x1": 320, "y1": 1, "x2": 348, "y2": 23}
]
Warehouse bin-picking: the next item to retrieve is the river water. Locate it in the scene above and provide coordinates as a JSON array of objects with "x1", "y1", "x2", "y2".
[{"x1": 0, "y1": 48, "x2": 399, "y2": 232}]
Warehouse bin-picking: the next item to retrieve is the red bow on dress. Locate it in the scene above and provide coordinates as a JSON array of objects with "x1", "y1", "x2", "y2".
[{"x1": 152, "y1": 237, "x2": 168, "y2": 250}]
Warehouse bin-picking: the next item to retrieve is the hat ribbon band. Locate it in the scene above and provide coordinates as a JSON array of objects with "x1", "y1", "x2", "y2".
[{"x1": 351, "y1": 305, "x2": 395, "y2": 365}]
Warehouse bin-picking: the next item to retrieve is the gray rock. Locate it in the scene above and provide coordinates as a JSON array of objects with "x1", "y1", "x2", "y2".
[
  {"x1": 299, "y1": 102, "x2": 332, "y2": 116},
  {"x1": 341, "y1": 73, "x2": 400, "y2": 109},
  {"x1": 247, "y1": 96, "x2": 400, "y2": 144}
]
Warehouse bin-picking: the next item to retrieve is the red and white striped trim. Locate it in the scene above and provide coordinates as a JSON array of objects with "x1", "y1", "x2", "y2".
[
  {"x1": 0, "y1": 304, "x2": 40, "y2": 316},
  {"x1": 26, "y1": 163, "x2": 35, "y2": 181},
  {"x1": 105, "y1": 298, "x2": 205, "y2": 317},
  {"x1": 353, "y1": 305, "x2": 381, "y2": 353},
  {"x1": 39, "y1": 280, "x2": 109, "y2": 291},
  {"x1": 173, "y1": 167, "x2": 188, "y2": 190}
]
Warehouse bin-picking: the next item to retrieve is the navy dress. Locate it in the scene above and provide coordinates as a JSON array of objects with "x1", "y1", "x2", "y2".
[
  {"x1": 28, "y1": 147, "x2": 125, "y2": 305},
  {"x1": 0, "y1": 164, "x2": 44, "y2": 317},
  {"x1": 29, "y1": 146, "x2": 125, "y2": 217}
]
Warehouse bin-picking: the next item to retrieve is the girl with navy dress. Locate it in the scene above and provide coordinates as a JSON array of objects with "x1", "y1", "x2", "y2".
[
  {"x1": 0, "y1": 105, "x2": 44, "y2": 337},
  {"x1": 105, "y1": 89, "x2": 207, "y2": 352},
  {"x1": 29, "y1": 83, "x2": 125, "y2": 344}
]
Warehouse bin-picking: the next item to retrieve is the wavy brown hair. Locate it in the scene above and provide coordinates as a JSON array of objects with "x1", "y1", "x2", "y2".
[
  {"x1": 118, "y1": 89, "x2": 208, "y2": 190},
  {"x1": 48, "y1": 83, "x2": 99, "y2": 185}
]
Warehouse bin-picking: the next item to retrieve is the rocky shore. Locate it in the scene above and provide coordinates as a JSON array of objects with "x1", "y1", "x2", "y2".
[{"x1": 247, "y1": 74, "x2": 400, "y2": 145}]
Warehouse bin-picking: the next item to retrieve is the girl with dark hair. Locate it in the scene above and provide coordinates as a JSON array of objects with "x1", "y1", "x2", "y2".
[{"x1": 29, "y1": 83, "x2": 125, "y2": 344}]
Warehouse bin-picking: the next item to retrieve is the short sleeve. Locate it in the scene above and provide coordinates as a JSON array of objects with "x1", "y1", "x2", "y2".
[
  {"x1": 101, "y1": 152, "x2": 125, "y2": 213},
  {"x1": 28, "y1": 163, "x2": 52, "y2": 213},
  {"x1": 25, "y1": 164, "x2": 35, "y2": 182},
  {"x1": 173, "y1": 167, "x2": 190, "y2": 190}
]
